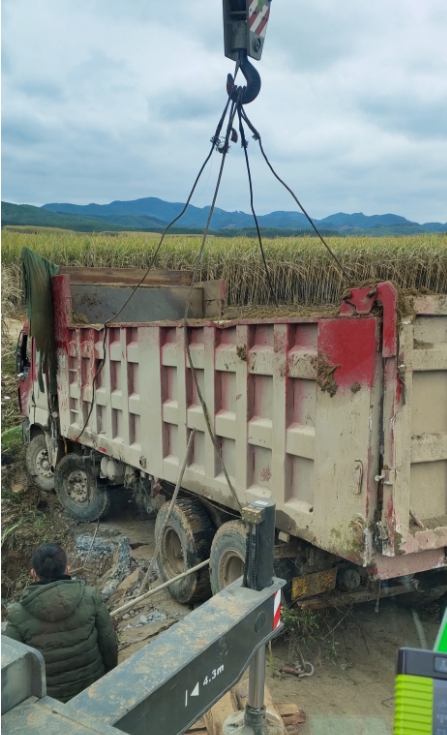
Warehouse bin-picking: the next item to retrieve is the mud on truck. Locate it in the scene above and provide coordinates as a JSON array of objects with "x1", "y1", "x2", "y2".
[{"x1": 17, "y1": 250, "x2": 447, "y2": 607}]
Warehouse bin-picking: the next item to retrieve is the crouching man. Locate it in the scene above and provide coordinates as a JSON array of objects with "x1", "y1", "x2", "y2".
[{"x1": 4, "y1": 542, "x2": 118, "y2": 702}]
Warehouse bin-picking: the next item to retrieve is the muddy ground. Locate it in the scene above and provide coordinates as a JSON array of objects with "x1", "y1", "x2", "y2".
[{"x1": 1, "y1": 457, "x2": 442, "y2": 735}]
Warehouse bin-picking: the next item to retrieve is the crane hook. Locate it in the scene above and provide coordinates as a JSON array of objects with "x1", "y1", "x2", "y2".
[{"x1": 226, "y1": 50, "x2": 261, "y2": 106}]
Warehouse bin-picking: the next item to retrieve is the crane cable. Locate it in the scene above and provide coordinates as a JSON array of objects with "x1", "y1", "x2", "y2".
[
  {"x1": 239, "y1": 106, "x2": 349, "y2": 280},
  {"x1": 72, "y1": 90, "x2": 244, "y2": 595},
  {"x1": 236, "y1": 103, "x2": 278, "y2": 306},
  {"x1": 182, "y1": 95, "x2": 243, "y2": 515},
  {"x1": 73, "y1": 71, "x2": 348, "y2": 562},
  {"x1": 75, "y1": 94, "x2": 234, "y2": 442}
]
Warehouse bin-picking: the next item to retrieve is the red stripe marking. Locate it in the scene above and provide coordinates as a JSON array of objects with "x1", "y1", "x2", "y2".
[
  {"x1": 254, "y1": 8, "x2": 270, "y2": 35},
  {"x1": 273, "y1": 591, "x2": 281, "y2": 630},
  {"x1": 249, "y1": 8, "x2": 261, "y2": 28}
]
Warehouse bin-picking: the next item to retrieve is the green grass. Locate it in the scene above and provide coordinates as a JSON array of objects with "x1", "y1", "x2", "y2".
[
  {"x1": 1, "y1": 426, "x2": 22, "y2": 455},
  {"x1": 2, "y1": 230, "x2": 446, "y2": 307}
]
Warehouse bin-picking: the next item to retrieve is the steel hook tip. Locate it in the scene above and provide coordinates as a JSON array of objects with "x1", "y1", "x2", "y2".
[{"x1": 226, "y1": 51, "x2": 261, "y2": 105}]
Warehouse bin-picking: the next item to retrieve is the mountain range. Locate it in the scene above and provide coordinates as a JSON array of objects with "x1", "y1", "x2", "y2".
[{"x1": 2, "y1": 197, "x2": 446, "y2": 236}]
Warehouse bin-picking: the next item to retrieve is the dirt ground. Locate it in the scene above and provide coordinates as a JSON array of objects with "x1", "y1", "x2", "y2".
[
  {"x1": 96, "y1": 510, "x2": 440, "y2": 735},
  {"x1": 268, "y1": 600, "x2": 439, "y2": 735},
  {"x1": 1, "y1": 456, "x2": 442, "y2": 735}
]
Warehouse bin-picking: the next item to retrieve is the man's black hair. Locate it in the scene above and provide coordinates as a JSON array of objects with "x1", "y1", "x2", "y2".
[{"x1": 32, "y1": 543, "x2": 67, "y2": 582}]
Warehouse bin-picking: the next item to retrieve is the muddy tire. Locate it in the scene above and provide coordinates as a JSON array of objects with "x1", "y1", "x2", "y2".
[
  {"x1": 210, "y1": 521, "x2": 294, "y2": 597},
  {"x1": 210, "y1": 520, "x2": 247, "y2": 595},
  {"x1": 155, "y1": 497, "x2": 214, "y2": 604},
  {"x1": 54, "y1": 454, "x2": 110, "y2": 522},
  {"x1": 26, "y1": 434, "x2": 55, "y2": 492}
]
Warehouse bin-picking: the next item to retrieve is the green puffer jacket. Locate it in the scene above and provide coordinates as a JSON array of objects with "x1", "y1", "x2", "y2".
[{"x1": 4, "y1": 577, "x2": 118, "y2": 702}]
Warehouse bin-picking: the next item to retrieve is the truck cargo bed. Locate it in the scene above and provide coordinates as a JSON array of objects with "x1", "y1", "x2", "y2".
[{"x1": 48, "y1": 273, "x2": 447, "y2": 580}]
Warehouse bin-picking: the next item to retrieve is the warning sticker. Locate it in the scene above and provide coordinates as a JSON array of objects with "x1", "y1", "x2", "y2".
[
  {"x1": 273, "y1": 589, "x2": 281, "y2": 630},
  {"x1": 249, "y1": 0, "x2": 270, "y2": 39}
]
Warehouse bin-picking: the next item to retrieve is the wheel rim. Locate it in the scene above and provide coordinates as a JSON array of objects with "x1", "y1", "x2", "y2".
[
  {"x1": 220, "y1": 550, "x2": 245, "y2": 587},
  {"x1": 164, "y1": 528, "x2": 185, "y2": 576},
  {"x1": 65, "y1": 470, "x2": 90, "y2": 504},
  {"x1": 35, "y1": 448, "x2": 54, "y2": 480}
]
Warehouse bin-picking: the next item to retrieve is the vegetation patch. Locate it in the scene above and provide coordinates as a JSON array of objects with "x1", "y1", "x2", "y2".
[
  {"x1": 2, "y1": 232, "x2": 446, "y2": 311},
  {"x1": 1, "y1": 472, "x2": 73, "y2": 606},
  {"x1": 281, "y1": 604, "x2": 353, "y2": 667}
]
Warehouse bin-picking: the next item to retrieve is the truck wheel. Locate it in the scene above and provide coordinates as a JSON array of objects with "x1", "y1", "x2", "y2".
[
  {"x1": 54, "y1": 454, "x2": 110, "y2": 522},
  {"x1": 155, "y1": 497, "x2": 214, "y2": 604},
  {"x1": 26, "y1": 434, "x2": 55, "y2": 492},
  {"x1": 210, "y1": 521, "x2": 294, "y2": 598},
  {"x1": 210, "y1": 520, "x2": 247, "y2": 595}
]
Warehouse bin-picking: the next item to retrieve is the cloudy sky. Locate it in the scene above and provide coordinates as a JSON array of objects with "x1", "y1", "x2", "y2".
[{"x1": 2, "y1": 0, "x2": 447, "y2": 222}]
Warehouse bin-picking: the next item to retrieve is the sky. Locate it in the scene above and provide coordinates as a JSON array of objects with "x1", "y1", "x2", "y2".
[{"x1": 2, "y1": 0, "x2": 447, "y2": 223}]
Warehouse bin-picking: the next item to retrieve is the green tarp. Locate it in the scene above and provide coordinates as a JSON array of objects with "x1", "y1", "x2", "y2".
[{"x1": 21, "y1": 246, "x2": 59, "y2": 393}]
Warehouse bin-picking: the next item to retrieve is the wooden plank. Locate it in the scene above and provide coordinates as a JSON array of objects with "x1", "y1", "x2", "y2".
[
  {"x1": 276, "y1": 702, "x2": 307, "y2": 725},
  {"x1": 203, "y1": 691, "x2": 237, "y2": 735},
  {"x1": 195, "y1": 279, "x2": 226, "y2": 318},
  {"x1": 185, "y1": 716, "x2": 207, "y2": 733},
  {"x1": 190, "y1": 719, "x2": 206, "y2": 730},
  {"x1": 188, "y1": 685, "x2": 303, "y2": 734},
  {"x1": 59, "y1": 266, "x2": 193, "y2": 287}
]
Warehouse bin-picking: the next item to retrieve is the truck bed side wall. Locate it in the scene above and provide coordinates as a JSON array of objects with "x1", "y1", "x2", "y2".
[{"x1": 52, "y1": 275, "x2": 447, "y2": 578}]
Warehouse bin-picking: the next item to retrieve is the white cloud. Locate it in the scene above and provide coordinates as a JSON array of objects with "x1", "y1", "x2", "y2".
[{"x1": 1, "y1": 0, "x2": 446, "y2": 222}]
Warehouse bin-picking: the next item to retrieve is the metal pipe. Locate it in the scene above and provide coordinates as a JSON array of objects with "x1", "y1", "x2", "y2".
[
  {"x1": 248, "y1": 645, "x2": 266, "y2": 710},
  {"x1": 111, "y1": 559, "x2": 209, "y2": 618}
]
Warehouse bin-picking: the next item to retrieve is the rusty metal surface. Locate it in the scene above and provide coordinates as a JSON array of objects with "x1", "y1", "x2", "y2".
[
  {"x1": 70, "y1": 283, "x2": 203, "y2": 323},
  {"x1": 273, "y1": 542, "x2": 300, "y2": 559},
  {"x1": 291, "y1": 568, "x2": 337, "y2": 601},
  {"x1": 297, "y1": 583, "x2": 411, "y2": 610},
  {"x1": 59, "y1": 267, "x2": 193, "y2": 287},
  {"x1": 67, "y1": 578, "x2": 284, "y2": 735}
]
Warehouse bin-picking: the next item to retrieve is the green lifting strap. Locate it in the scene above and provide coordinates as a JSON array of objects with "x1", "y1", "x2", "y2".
[{"x1": 21, "y1": 247, "x2": 59, "y2": 394}]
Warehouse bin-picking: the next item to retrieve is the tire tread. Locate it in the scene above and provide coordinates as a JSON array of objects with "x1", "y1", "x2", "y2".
[
  {"x1": 155, "y1": 496, "x2": 214, "y2": 604},
  {"x1": 54, "y1": 454, "x2": 110, "y2": 521}
]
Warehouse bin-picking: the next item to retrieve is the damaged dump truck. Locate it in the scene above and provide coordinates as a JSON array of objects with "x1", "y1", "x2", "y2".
[{"x1": 17, "y1": 249, "x2": 447, "y2": 606}]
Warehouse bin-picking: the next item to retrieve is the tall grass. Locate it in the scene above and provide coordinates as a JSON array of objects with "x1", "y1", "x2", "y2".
[
  {"x1": 2, "y1": 230, "x2": 446, "y2": 306},
  {"x1": 1, "y1": 262, "x2": 22, "y2": 354}
]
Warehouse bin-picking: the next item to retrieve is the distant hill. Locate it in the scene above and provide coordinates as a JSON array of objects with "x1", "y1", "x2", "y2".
[
  {"x1": 2, "y1": 198, "x2": 445, "y2": 236},
  {"x1": 1, "y1": 202, "x2": 129, "y2": 232},
  {"x1": 1, "y1": 202, "x2": 172, "y2": 233},
  {"x1": 42, "y1": 197, "x2": 446, "y2": 234}
]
